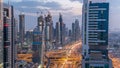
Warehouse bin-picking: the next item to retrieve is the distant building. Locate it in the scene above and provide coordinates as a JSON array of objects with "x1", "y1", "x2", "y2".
[
  {"x1": 32, "y1": 27, "x2": 42, "y2": 64},
  {"x1": 71, "y1": 19, "x2": 80, "y2": 42},
  {"x1": 82, "y1": 0, "x2": 112, "y2": 68},
  {"x1": 59, "y1": 13, "x2": 65, "y2": 47},
  {"x1": 19, "y1": 14, "x2": 25, "y2": 49},
  {"x1": 72, "y1": 23, "x2": 75, "y2": 41},
  {"x1": 68, "y1": 29, "x2": 72, "y2": 42},
  {"x1": 25, "y1": 30, "x2": 33, "y2": 45},
  {"x1": 55, "y1": 22, "x2": 60, "y2": 46},
  {"x1": 45, "y1": 13, "x2": 53, "y2": 50},
  {"x1": 38, "y1": 14, "x2": 44, "y2": 32},
  {"x1": 74, "y1": 19, "x2": 80, "y2": 41}
]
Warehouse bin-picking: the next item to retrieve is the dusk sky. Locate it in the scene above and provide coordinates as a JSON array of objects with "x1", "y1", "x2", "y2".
[{"x1": 4, "y1": 0, "x2": 120, "y2": 32}]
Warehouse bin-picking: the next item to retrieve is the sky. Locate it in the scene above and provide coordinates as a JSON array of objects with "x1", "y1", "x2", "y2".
[{"x1": 4, "y1": 0, "x2": 120, "y2": 32}]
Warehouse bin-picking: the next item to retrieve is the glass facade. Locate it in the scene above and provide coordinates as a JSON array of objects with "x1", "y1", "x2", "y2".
[
  {"x1": 0, "y1": 0, "x2": 3, "y2": 65},
  {"x1": 82, "y1": 1, "x2": 111, "y2": 68},
  {"x1": 32, "y1": 31, "x2": 42, "y2": 64},
  {"x1": 88, "y1": 2, "x2": 109, "y2": 58}
]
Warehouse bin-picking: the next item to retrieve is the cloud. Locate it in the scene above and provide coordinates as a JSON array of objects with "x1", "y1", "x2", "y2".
[
  {"x1": 11, "y1": 1, "x2": 62, "y2": 15},
  {"x1": 4, "y1": 0, "x2": 22, "y2": 2},
  {"x1": 69, "y1": 0, "x2": 82, "y2": 3},
  {"x1": 10, "y1": 0, "x2": 83, "y2": 30},
  {"x1": 11, "y1": 0, "x2": 82, "y2": 15}
]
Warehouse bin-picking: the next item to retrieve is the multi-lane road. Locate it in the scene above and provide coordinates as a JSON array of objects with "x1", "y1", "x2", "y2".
[{"x1": 44, "y1": 41, "x2": 82, "y2": 68}]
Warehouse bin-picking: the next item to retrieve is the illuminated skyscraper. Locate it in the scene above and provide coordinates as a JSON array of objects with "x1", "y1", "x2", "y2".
[{"x1": 82, "y1": 0, "x2": 112, "y2": 68}]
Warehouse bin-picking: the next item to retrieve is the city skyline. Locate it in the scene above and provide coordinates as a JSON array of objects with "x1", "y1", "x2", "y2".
[
  {"x1": 1, "y1": 0, "x2": 120, "y2": 68},
  {"x1": 3, "y1": 0, "x2": 120, "y2": 32}
]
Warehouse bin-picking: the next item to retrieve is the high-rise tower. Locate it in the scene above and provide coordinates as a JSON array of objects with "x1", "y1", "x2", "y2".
[
  {"x1": 19, "y1": 14, "x2": 25, "y2": 49},
  {"x1": 55, "y1": 22, "x2": 60, "y2": 45},
  {"x1": 82, "y1": 0, "x2": 112, "y2": 68},
  {"x1": 32, "y1": 14, "x2": 44, "y2": 64},
  {"x1": 59, "y1": 13, "x2": 65, "y2": 46},
  {"x1": 3, "y1": 4, "x2": 16, "y2": 68},
  {"x1": 38, "y1": 14, "x2": 44, "y2": 32},
  {"x1": 0, "y1": 0, "x2": 3, "y2": 64},
  {"x1": 45, "y1": 12, "x2": 53, "y2": 50}
]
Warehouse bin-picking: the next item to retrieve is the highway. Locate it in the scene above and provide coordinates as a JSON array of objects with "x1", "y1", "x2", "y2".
[{"x1": 44, "y1": 40, "x2": 82, "y2": 68}]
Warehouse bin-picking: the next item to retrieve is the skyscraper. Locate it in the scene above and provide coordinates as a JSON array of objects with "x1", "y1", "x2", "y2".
[
  {"x1": 32, "y1": 27, "x2": 42, "y2": 64},
  {"x1": 55, "y1": 22, "x2": 60, "y2": 46},
  {"x1": 38, "y1": 14, "x2": 44, "y2": 32},
  {"x1": 11, "y1": 6, "x2": 17, "y2": 68},
  {"x1": 3, "y1": 4, "x2": 16, "y2": 68},
  {"x1": 0, "y1": 0, "x2": 3, "y2": 64},
  {"x1": 45, "y1": 12, "x2": 53, "y2": 50},
  {"x1": 71, "y1": 19, "x2": 81, "y2": 42},
  {"x1": 19, "y1": 14, "x2": 25, "y2": 49},
  {"x1": 82, "y1": 0, "x2": 112, "y2": 68},
  {"x1": 74, "y1": 19, "x2": 80, "y2": 41},
  {"x1": 68, "y1": 29, "x2": 72, "y2": 42},
  {"x1": 59, "y1": 13, "x2": 65, "y2": 46},
  {"x1": 32, "y1": 14, "x2": 44, "y2": 64},
  {"x1": 72, "y1": 23, "x2": 75, "y2": 41}
]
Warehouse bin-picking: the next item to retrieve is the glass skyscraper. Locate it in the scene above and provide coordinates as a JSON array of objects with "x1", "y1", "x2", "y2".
[
  {"x1": 19, "y1": 14, "x2": 25, "y2": 49},
  {"x1": 82, "y1": 0, "x2": 112, "y2": 68},
  {"x1": 0, "y1": 0, "x2": 3, "y2": 65}
]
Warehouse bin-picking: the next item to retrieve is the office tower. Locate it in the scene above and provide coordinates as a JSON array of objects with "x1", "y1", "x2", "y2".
[
  {"x1": 74, "y1": 19, "x2": 81, "y2": 41},
  {"x1": 0, "y1": 0, "x2": 3, "y2": 64},
  {"x1": 19, "y1": 14, "x2": 25, "y2": 49},
  {"x1": 55, "y1": 22, "x2": 60, "y2": 46},
  {"x1": 32, "y1": 27, "x2": 42, "y2": 64},
  {"x1": 38, "y1": 14, "x2": 44, "y2": 32},
  {"x1": 82, "y1": 0, "x2": 112, "y2": 68},
  {"x1": 72, "y1": 19, "x2": 80, "y2": 42},
  {"x1": 32, "y1": 14, "x2": 45, "y2": 64},
  {"x1": 59, "y1": 13, "x2": 65, "y2": 46},
  {"x1": 3, "y1": 4, "x2": 16, "y2": 68},
  {"x1": 32, "y1": 14, "x2": 44, "y2": 64},
  {"x1": 62, "y1": 23, "x2": 66, "y2": 45},
  {"x1": 11, "y1": 17, "x2": 18, "y2": 68},
  {"x1": 72, "y1": 23, "x2": 75, "y2": 41},
  {"x1": 11, "y1": 6, "x2": 17, "y2": 68},
  {"x1": 45, "y1": 12, "x2": 53, "y2": 50},
  {"x1": 68, "y1": 29, "x2": 72, "y2": 42},
  {"x1": 25, "y1": 30, "x2": 33, "y2": 45},
  {"x1": 63, "y1": 27, "x2": 70, "y2": 45}
]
